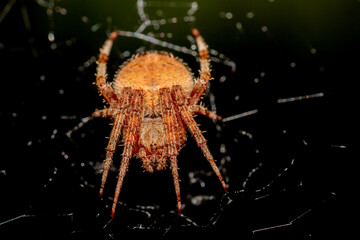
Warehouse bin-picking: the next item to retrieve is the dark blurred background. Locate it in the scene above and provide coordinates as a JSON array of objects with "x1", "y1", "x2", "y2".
[{"x1": 0, "y1": 0, "x2": 356, "y2": 239}]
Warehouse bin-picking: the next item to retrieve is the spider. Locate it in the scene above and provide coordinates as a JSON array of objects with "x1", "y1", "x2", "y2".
[{"x1": 92, "y1": 29, "x2": 227, "y2": 218}]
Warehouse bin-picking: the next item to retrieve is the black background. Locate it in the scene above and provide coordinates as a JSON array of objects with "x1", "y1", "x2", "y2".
[{"x1": 0, "y1": 0, "x2": 356, "y2": 239}]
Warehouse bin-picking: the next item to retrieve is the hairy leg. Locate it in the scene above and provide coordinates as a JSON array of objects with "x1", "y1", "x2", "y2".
[
  {"x1": 191, "y1": 104, "x2": 222, "y2": 121},
  {"x1": 111, "y1": 89, "x2": 144, "y2": 218},
  {"x1": 99, "y1": 87, "x2": 132, "y2": 197},
  {"x1": 188, "y1": 28, "x2": 212, "y2": 106},
  {"x1": 96, "y1": 31, "x2": 119, "y2": 107},
  {"x1": 160, "y1": 88, "x2": 182, "y2": 214},
  {"x1": 92, "y1": 108, "x2": 116, "y2": 118},
  {"x1": 172, "y1": 85, "x2": 227, "y2": 192}
]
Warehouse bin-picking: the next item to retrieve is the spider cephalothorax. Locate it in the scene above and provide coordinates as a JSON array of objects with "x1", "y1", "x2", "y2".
[{"x1": 93, "y1": 29, "x2": 227, "y2": 217}]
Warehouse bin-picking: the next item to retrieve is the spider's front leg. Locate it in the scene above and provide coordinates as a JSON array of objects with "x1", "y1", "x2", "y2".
[
  {"x1": 111, "y1": 89, "x2": 144, "y2": 218},
  {"x1": 160, "y1": 88, "x2": 182, "y2": 214},
  {"x1": 172, "y1": 85, "x2": 227, "y2": 192},
  {"x1": 188, "y1": 29, "x2": 222, "y2": 121},
  {"x1": 95, "y1": 31, "x2": 119, "y2": 108},
  {"x1": 188, "y1": 28, "x2": 212, "y2": 106},
  {"x1": 99, "y1": 87, "x2": 132, "y2": 197}
]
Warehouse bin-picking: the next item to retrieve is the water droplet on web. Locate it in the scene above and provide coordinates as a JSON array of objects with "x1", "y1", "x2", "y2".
[
  {"x1": 156, "y1": 9, "x2": 163, "y2": 16},
  {"x1": 48, "y1": 32, "x2": 55, "y2": 42},
  {"x1": 225, "y1": 12, "x2": 233, "y2": 19},
  {"x1": 81, "y1": 16, "x2": 88, "y2": 23},
  {"x1": 220, "y1": 144, "x2": 226, "y2": 153},
  {"x1": 219, "y1": 76, "x2": 226, "y2": 83},
  {"x1": 246, "y1": 11, "x2": 255, "y2": 19}
]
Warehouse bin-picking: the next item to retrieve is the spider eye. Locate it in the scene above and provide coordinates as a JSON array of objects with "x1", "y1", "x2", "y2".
[{"x1": 150, "y1": 143, "x2": 157, "y2": 150}]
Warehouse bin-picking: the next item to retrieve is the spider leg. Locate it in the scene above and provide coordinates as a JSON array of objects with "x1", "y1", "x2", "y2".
[
  {"x1": 191, "y1": 104, "x2": 222, "y2": 121},
  {"x1": 172, "y1": 85, "x2": 228, "y2": 192},
  {"x1": 99, "y1": 87, "x2": 132, "y2": 197},
  {"x1": 111, "y1": 89, "x2": 144, "y2": 218},
  {"x1": 92, "y1": 108, "x2": 117, "y2": 118},
  {"x1": 96, "y1": 31, "x2": 119, "y2": 108},
  {"x1": 188, "y1": 28, "x2": 212, "y2": 106},
  {"x1": 160, "y1": 88, "x2": 182, "y2": 214}
]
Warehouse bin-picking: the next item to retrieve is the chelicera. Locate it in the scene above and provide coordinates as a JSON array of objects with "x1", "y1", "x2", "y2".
[{"x1": 92, "y1": 29, "x2": 227, "y2": 217}]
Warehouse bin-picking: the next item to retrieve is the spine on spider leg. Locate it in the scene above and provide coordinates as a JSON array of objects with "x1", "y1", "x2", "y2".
[{"x1": 189, "y1": 72, "x2": 212, "y2": 105}]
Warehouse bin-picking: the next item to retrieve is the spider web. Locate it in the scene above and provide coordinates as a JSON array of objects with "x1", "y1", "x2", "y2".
[{"x1": 0, "y1": 0, "x2": 356, "y2": 239}]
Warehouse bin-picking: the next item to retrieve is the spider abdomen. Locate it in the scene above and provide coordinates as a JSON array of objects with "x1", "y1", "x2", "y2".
[{"x1": 113, "y1": 52, "x2": 193, "y2": 93}]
